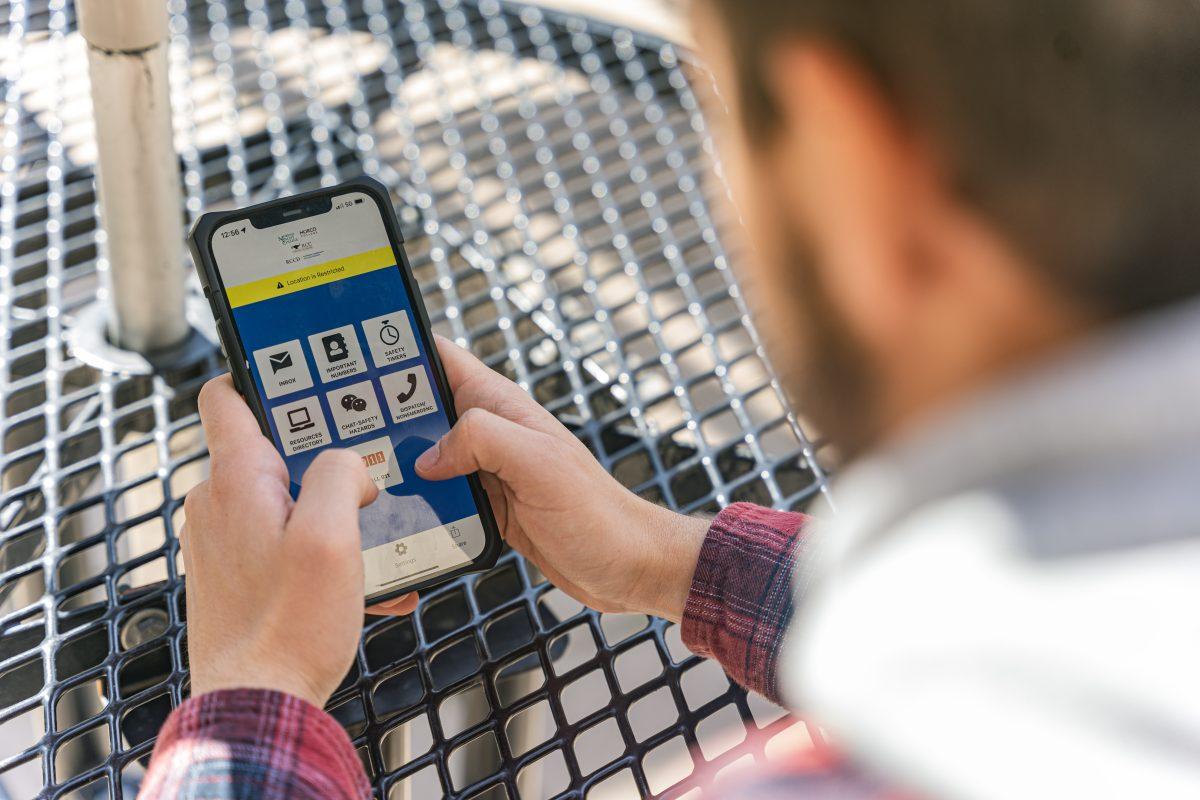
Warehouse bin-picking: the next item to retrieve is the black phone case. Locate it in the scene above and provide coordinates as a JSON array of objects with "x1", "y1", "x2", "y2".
[{"x1": 188, "y1": 176, "x2": 502, "y2": 604}]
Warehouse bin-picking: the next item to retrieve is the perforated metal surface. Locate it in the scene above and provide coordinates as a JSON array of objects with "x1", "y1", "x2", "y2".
[{"x1": 0, "y1": 0, "x2": 832, "y2": 796}]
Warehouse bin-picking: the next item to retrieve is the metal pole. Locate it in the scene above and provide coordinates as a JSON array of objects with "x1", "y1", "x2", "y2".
[{"x1": 75, "y1": 0, "x2": 190, "y2": 353}]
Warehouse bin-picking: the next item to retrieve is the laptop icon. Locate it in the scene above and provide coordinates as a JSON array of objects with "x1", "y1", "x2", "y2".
[{"x1": 286, "y1": 406, "x2": 315, "y2": 433}]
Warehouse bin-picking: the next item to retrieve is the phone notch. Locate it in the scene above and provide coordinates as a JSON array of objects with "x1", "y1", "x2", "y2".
[{"x1": 249, "y1": 196, "x2": 333, "y2": 229}]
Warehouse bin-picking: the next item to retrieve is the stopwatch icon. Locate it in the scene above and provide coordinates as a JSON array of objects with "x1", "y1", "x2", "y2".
[{"x1": 379, "y1": 319, "x2": 401, "y2": 346}]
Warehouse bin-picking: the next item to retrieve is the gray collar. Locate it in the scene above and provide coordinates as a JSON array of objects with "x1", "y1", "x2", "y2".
[{"x1": 824, "y1": 296, "x2": 1200, "y2": 564}]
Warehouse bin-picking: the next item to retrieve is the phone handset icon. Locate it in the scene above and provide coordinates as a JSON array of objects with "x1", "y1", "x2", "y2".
[
  {"x1": 395, "y1": 373, "x2": 418, "y2": 403},
  {"x1": 379, "y1": 319, "x2": 401, "y2": 346}
]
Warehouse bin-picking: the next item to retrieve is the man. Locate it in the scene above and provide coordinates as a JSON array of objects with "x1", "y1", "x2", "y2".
[{"x1": 140, "y1": 1, "x2": 1200, "y2": 798}]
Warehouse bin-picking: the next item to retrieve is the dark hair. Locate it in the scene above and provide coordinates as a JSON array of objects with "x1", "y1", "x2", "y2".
[{"x1": 702, "y1": 0, "x2": 1200, "y2": 315}]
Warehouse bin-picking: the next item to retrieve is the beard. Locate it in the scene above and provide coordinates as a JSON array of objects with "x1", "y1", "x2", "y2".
[{"x1": 751, "y1": 228, "x2": 883, "y2": 463}]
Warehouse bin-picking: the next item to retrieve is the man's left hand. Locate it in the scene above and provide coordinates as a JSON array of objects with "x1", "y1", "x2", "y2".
[{"x1": 182, "y1": 374, "x2": 417, "y2": 709}]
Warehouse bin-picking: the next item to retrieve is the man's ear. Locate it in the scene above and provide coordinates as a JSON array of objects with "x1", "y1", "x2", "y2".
[
  {"x1": 763, "y1": 41, "x2": 1089, "y2": 427},
  {"x1": 764, "y1": 41, "x2": 944, "y2": 356}
]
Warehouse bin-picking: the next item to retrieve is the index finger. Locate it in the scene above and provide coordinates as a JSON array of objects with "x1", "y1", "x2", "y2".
[
  {"x1": 197, "y1": 374, "x2": 287, "y2": 482},
  {"x1": 367, "y1": 592, "x2": 419, "y2": 616},
  {"x1": 433, "y1": 335, "x2": 561, "y2": 433},
  {"x1": 432, "y1": 334, "x2": 505, "y2": 396}
]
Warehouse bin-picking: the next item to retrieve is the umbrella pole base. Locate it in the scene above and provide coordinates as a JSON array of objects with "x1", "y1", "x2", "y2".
[{"x1": 66, "y1": 295, "x2": 220, "y2": 375}]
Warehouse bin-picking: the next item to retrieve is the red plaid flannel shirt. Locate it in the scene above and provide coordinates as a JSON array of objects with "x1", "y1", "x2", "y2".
[{"x1": 139, "y1": 503, "x2": 884, "y2": 799}]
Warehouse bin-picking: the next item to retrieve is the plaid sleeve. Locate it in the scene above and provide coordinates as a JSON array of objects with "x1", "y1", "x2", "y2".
[
  {"x1": 681, "y1": 502, "x2": 809, "y2": 704},
  {"x1": 137, "y1": 688, "x2": 371, "y2": 800}
]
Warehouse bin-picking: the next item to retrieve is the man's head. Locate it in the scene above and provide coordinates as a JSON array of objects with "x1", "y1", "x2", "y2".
[{"x1": 691, "y1": 1, "x2": 1200, "y2": 457}]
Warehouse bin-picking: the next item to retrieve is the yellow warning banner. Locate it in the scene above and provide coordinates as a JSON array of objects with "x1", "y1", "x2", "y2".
[{"x1": 226, "y1": 246, "x2": 396, "y2": 307}]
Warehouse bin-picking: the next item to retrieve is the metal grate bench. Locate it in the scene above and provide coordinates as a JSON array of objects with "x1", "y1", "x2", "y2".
[{"x1": 0, "y1": 0, "x2": 831, "y2": 796}]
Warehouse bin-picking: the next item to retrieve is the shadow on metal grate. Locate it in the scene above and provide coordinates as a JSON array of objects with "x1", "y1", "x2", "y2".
[{"x1": 0, "y1": 0, "x2": 834, "y2": 796}]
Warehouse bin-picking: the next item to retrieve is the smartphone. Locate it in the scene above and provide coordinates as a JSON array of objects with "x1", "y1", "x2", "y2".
[{"x1": 189, "y1": 177, "x2": 501, "y2": 604}]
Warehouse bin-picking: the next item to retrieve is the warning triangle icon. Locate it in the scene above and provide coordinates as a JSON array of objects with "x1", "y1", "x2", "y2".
[{"x1": 276, "y1": 281, "x2": 284, "y2": 289}]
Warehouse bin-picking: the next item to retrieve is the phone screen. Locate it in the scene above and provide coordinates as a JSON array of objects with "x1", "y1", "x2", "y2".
[{"x1": 209, "y1": 190, "x2": 488, "y2": 597}]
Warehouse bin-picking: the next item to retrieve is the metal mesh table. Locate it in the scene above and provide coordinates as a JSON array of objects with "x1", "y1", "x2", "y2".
[{"x1": 0, "y1": 0, "x2": 833, "y2": 796}]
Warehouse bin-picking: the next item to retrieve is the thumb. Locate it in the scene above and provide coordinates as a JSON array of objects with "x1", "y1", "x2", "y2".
[
  {"x1": 287, "y1": 449, "x2": 379, "y2": 549},
  {"x1": 416, "y1": 408, "x2": 543, "y2": 481}
]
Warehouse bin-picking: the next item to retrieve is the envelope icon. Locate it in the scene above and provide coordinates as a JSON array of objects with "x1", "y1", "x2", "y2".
[
  {"x1": 268, "y1": 351, "x2": 293, "y2": 373},
  {"x1": 254, "y1": 342, "x2": 313, "y2": 399}
]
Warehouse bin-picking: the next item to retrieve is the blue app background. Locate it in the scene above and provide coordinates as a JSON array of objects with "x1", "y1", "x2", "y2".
[{"x1": 231, "y1": 261, "x2": 478, "y2": 549}]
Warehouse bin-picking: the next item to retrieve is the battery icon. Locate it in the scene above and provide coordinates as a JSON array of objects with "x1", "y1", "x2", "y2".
[{"x1": 354, "y1": 198, "x2": 363, "y2": 204}]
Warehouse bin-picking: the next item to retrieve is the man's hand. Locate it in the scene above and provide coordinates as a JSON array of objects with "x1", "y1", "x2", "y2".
[
  {"x1": 183, "y1": 375, "x2": 417, "y2": 709},
  {"x1": 377, "y1": 336, "x2": 708, "y2": 622}
]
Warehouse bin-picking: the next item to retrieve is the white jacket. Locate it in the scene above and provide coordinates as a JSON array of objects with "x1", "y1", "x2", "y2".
[{"x1": 784, "y1": 298, "x2": 1200, "y2": 799}]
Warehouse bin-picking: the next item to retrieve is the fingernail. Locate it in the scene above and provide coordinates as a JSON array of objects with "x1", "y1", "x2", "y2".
[
  {"x1": 415, "y1": 440, "x2": 441, "y2": 473},
  {"x1": 380, "y1": 592, "x2": 414, "y2": 607}
]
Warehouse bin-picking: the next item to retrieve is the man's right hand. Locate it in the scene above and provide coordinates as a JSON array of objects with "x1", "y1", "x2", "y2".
[{"x1": 373, "y1": 336, "x2": 708, "y2": 622}]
